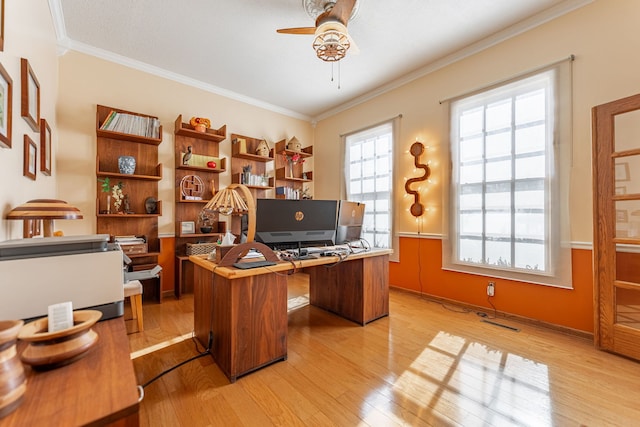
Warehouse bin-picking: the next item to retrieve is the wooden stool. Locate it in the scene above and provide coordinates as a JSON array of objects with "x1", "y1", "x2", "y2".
[{"x1": 123, "y1": 280, "x2": 143, "y2": 332}]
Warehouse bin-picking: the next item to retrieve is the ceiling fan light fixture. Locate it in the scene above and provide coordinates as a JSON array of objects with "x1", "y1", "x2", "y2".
[{"x1": 312, "y1": 21, "x2": 350, "y2": 62}]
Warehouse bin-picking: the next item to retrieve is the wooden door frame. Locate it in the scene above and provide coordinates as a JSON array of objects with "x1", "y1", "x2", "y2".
[{"x1": 592, "y1": 92, "x2": 640, "y2": 355}]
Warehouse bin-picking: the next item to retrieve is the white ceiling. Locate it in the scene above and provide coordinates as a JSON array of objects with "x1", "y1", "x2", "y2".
[{"x1": 51, "y1": 0, "x2": 590, "y2": 121}]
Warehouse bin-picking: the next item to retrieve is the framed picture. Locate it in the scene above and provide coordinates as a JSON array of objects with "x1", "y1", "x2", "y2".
[
  {"x1": 40, "y1": 118, "x2": 51, "y2": 175},
  {"x1": 23, "y1": 135, "x2": 37, "y2": 180},
  {"x1": 180, "y1": 221, "x2": 195, "y2": 235},
  {"x1": 616, "y1": 209, "x2": 628, "y2": 223},
  {"x1": 0, "y1": 0, "x2": 4, "y2": 52},
  {"x1": 21, "y1": 58, "x2": 40, "y2": 132},
  {"x1": 0, "y1": 60, "x2": 11, "y2": 148}
]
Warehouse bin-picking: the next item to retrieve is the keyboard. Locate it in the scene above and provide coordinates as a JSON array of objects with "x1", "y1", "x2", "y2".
[{"x1": 232, "y1": 260, "x2": 277, "y2": 269}]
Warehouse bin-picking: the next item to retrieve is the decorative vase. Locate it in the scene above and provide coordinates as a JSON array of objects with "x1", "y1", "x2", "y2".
[
  {"x1": 194, "y1": 124, "x2": 206, "y2": 133},
  {"x1": 0, "y1": 320, "x2": 26, "y2": 419},
  {"x1": 102, "y1": 194, "x2": 112, "y2": 215},
  {"x1": 288, "y1": 162, "x2": 294, "y2": 179},
  {"x1": 118, "y1": 156, "x2": 136, "y2": 175}
]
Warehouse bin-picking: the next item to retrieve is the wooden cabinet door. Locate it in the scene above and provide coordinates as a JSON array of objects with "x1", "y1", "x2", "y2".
[{"x1": 593, "y1": 93, "x2": 640, "y2": 360}]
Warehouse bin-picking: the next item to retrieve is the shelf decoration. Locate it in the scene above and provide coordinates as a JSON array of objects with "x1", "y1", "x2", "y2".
[
  {"x1": 180, "y1": 174, "x2": 205, "y2": 200},
  {"x1": 182, "y1": 146, "x2": 192, "y2": 165},
  {"x1": 98, "y1": 177, "x2": 112, "y2": 214},
  {"x1": 286, "y1": 136, "x2": 302, "y2": 152},
  {"x1": 189, "y1": 117, "x2": 211, "y2": 133},
  {"x1": 281, "y1": 150, "x2": 305, "y2": 179},
  {"x1": 118, "y1": 155, "x2": 136, "y2": 174},
  {"x1": 255, "y1": 139, "x2": 269, "y2": 157},
  {"x1": 111, "y1": 181, "x2": 125, "y2": 213}
]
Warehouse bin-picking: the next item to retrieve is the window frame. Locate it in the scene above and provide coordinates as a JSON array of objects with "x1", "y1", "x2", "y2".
[
  {"x1": 343, "y1": 121, "x2": 396, "y2": 252},
  {"x1": 444, "y1": 62, "x2": 573, "y2": 289}
]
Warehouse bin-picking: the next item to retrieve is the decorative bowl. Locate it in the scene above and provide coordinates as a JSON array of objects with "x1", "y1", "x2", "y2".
[
  {"x1": 17, "y1": 310, "x2": 102, "y2": 370},
  {"x1": 0, "y1": 320, "x2": 26, "y2": 418}
]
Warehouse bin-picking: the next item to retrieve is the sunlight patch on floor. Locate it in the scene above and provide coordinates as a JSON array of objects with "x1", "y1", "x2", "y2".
[
  {"x1": 393, "y1": 331, "x2": 552, "y2": 425},
  {"x1": 288, "y1": 294, "x2": 309, "y2": 312},
  {"x1": 130, "y1": 332, "x2": 193, "y2": 360}
]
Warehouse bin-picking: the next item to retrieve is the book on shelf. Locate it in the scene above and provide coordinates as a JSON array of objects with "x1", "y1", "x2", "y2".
[
  {"x1": 115, "y1": 235, "x2": 146, "y2": 243},
  {"x1": 100, "y1": 110, "x2": 160, "y2": 139}
]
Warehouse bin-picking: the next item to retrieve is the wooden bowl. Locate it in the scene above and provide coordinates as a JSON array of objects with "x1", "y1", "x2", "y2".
[
  {"x1": 0, "y1": 320, "x2": 26, "y2": 418},
  {"x1": 18, "y1": 310, "x2": 102, "y2": 370}
]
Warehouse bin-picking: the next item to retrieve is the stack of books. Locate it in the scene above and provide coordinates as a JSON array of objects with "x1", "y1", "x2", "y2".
[
  {"x1": 100, "y1": 111, "x2": 160, "y2": 138},
  {"x1": 115, "y1": 235, "x2": 148, "y2": 255}
]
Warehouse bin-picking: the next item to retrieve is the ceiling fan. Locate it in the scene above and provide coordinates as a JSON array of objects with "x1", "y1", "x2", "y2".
[{"x1": 277, "y1": 0, "x2": 360, "y2": 62}]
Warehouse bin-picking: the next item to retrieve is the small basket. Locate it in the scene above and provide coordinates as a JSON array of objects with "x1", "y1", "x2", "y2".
[{"x1": 186, "y1": 242, "x2": 216, "y2": 255}]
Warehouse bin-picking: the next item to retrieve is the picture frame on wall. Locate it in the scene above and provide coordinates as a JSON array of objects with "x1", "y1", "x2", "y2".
[
  {"x1": 21, "y1": 58, "x2": 40, "y2": 132},
  {"x1": 24, "y1": 135, "x2": 37, "y2": 180},
  {"x1": 40, "y1": 118, "x2": 51, "y2": 175},
  {"x1": 0, "y1": 60, "x2": 12, "y2": 148},
  {"x1": 0, "y1": 0, "x2": 5, "y2": 52}
]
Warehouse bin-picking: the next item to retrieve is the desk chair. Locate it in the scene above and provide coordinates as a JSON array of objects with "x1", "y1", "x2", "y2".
[{"x1": 123, "y1": 280, "x2": 143, "y2": 332}]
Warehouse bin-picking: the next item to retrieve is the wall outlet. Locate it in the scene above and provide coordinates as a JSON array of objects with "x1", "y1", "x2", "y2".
[{"x1": 487, "y1": 282, "x2": 495, "y2": 297}]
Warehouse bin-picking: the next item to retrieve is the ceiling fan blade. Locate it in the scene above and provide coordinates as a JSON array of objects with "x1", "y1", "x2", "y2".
[
  {"x1": 326, "y1": 0, "x2": 357, "y2": 25},
  {"x1": 277, "y1": 27, "x2": 316, "y2": 35}
]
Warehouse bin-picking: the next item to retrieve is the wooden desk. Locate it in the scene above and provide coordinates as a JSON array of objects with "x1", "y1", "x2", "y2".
[
  {"x1": 190, "y1": 249, "x2": 391, "y2": 382},
  {"x1": 3, "y1": 318, "x2": 139, "y2": 426}
]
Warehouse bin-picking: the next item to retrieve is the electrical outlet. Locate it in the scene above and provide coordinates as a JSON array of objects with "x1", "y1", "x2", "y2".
[{"x1": 487, "y1": 282, "x2": 495, "y2": 297}]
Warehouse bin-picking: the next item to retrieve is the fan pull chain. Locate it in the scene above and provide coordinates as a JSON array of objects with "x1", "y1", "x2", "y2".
[{"x1": 329, "y1": 63, "x2": 341, "y2": 89}]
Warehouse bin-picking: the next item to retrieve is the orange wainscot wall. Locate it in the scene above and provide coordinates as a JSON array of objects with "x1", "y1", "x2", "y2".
[{"x1": 389, "y1": 237, "x2": 594, "y2": 334}]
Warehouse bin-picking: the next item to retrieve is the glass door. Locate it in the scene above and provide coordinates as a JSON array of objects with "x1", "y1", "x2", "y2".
[{"x1": 593, "y1": 94, "x2": 640, "y2": 360}]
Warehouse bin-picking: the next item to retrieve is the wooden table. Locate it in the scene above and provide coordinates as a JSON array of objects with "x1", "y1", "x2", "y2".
[
  {"x1": 3, "y1": 318, "x2": 139, "y2": 426},
  {"x1": 190, "y1": 249, "x2": 391, "y2": 382}
]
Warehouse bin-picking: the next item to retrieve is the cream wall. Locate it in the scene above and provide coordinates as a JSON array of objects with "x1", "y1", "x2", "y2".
[
  {"x1": 313, "y1": 0, "x2": 640, "y2": 245},
  {"x1": 0, "y1": 0, "x2": 59, "y2": 241},
  {"x1": 56, "y1": 52, "x2": 313, "y2": 237}
]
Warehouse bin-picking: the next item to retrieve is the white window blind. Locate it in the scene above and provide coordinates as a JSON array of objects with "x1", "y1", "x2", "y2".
[
  {"x1": 344, "y1": 122, "x2": 395, "y2": 249},
  {"x1": 443, "y1": 61, "x2": 573, "y2": 288}
]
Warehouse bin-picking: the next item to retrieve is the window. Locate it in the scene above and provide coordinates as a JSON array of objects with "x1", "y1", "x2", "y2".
[
  {"x1": 445, "y1": 62, "x2": 573, "y2": 288},
  {"x1": 344, "y1": 122, "x2": 395, "y2": 249}
]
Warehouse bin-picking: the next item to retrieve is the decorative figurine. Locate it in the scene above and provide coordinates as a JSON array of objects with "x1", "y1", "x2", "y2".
[
  {"x1": 286, "y1": 136, "x2": 302, "y2": 152},
  {"x1": 255, "y1": 139, "x2": 269, "y2": 157},
  {"x1": 182, "y1": 146, "x2": 192, "y2": 165}
]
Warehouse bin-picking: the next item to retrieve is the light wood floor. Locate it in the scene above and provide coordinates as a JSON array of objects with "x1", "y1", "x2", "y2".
[{"x1": 126, "y1": 273, "x2": 640, "y2": 426}]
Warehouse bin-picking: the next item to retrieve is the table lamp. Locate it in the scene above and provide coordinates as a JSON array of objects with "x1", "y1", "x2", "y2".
[
  {"x1": 6, "y1": 199, "x2": 83, "y2": 238},
  {"x1": 202, "y1": 184, "x2": 255, "y2": 243}
]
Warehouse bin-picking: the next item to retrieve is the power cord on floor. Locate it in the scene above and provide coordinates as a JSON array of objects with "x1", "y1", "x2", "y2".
[{"x1": 139, "y1": 331, "x2": 213, "y2": 392}]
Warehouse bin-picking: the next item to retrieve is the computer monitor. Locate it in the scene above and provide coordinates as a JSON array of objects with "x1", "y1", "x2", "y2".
[
  {"x1": 335, "y1": 200, "x2": 365, "y2": 244},
  {"x1": 255, "y1": 199, "x2": 338, "y2": 249}
]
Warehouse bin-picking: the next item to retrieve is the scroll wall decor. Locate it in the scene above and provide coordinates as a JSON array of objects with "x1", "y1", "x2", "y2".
[{"x1": 404, "y1": 141, "x2": 430, "y2": 217}]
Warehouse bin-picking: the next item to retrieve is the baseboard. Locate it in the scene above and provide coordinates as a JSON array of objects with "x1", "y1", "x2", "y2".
[{"x1": 389, "y1": 286, "x2": 593, "y2": 340}]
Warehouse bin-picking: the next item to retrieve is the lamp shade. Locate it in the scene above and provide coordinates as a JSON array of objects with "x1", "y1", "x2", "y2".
[
  {"x1": 202, "y1": 184, "x2": 255, "y2": 243},
  {"x1": 6, "y1": 199, "x2": 83, "y2": 238}
]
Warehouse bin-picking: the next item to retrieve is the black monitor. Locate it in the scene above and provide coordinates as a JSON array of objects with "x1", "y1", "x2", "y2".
[
  {"x1": 255, "y1": 199, "x2": 338, "y2": 249},
  {"x1": 335, "y1": 200, "x2": 365, "y2": 244}
]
